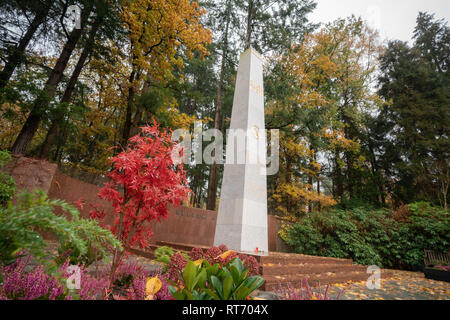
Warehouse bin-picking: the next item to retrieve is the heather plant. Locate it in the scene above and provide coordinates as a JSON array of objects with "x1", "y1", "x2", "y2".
[
  {"x1": 153, "y1": 269, "x2": 172, "y2": 300},
  {"x1": 113, "y1": 261, "x2": 149, "y2": 288},
  {"x1": 104, "y1": 262, "x2": 174, "y2": 300},
  {"x1": 78, "y1": 271, "x2": 109, "y2": 300},
  {"x1": 0, "y1": 257, "x2": 71, "y2": 300},
  {"x1": 0, "y1": 256, "x2": 109, "y2": 300},
  {"x1": 0, "y1": 189, "x2": 122, "y2": 267},
  {"x1": 125, "y1": 267, "x2": 172, "y2": 300},
  {"x1": 276, "y1": 279, "x2": 345, "y2": 300},
  {"x1": 121, "y1": 273, "x2": 146, "y2": 300}
]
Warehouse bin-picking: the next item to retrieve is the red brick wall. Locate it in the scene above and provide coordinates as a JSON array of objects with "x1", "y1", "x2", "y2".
[
  {"x1": 48, "y1": 170, "x2": 115, "y2": 226},
  {"x1": 149, "y1": 205, "x2": 217, "y2": 247},
  {"x1": 8, "y1": 157, "x2": 287, "y2": 252},
  {"x1": 47, "y1": 170, "x2": 217, "y2": 246}
]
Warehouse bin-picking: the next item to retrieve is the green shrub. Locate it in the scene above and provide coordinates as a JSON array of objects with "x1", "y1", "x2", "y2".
[
  {"x1": 0, "y1": 150, "x2": 15, "y2": 206},
  {"x1": 337, "y1": 197, "x2": 377, "y2": 210},
  {"x1": 390, "y1": 202, "x2": 450, "y2": 269},
  {"x1": 284, "y1": 203, "x2": 449, "y2": 270},
  {"x1": 154, "y1": 246, "x2": 175, "y2": 264},
  {"x1": 54, "y1": 240, "x2": 103, "y2": 267},
  {"x1": 168, "y1": 258, "x2": 265, "y2": 300},
  {"x1": 0, "y1": 189, "x2": 122, "y2": 267}
]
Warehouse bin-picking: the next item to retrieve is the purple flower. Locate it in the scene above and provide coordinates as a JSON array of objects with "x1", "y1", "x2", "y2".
[
  {"x1": 0, "y1": 257, "x2": 108, "y2": 300},
  {"x1": 0, "y1": 258, "x2": 66, "y2": 300}
]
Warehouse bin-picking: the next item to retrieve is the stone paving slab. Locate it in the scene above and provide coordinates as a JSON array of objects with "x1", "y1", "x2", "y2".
[{"x1": 336, "y1": 269, "x2": 450, "y2": 300}]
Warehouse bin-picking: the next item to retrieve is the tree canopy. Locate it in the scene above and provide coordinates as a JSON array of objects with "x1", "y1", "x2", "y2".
[{"x1": 0, "y1": 2, "x2": 448, "y2": 212}]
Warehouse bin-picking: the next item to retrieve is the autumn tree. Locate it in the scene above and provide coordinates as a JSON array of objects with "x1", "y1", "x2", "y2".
[
  {"x1": 265, "y1": 16, "x2": 383, "y2": 215},
  {"x1": 92, "y1": 124, "x2": 190, "y2": 285},
  {"x1": 0, "y1": 0, "x2": 54, "y2": 89},
  {"x1": 238, "y1": 0, "x2": 317, "y2": 53},
  {"x1": 203, "y1": 0, "x2": 318, "y2": 210},
  {"x1": 38, "y1": 1, "x2": 123, "y2": 159},
  {"x1": 265, "y1": 29, "x2": 340, "y2": 216},
  {"x1": 322, "y1": 17, "x2": 383, "y2": 202},
  {"x1": 119, "y1": 0, "x2": 212, "y2": 148},
  {"x1": 10, "y1": 0, "x2": 96, "y2": 155}
]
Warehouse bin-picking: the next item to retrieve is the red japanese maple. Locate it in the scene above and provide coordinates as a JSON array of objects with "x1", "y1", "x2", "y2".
[{"x1": 92, "y1": 123, "x2": 190, "y2": 283}]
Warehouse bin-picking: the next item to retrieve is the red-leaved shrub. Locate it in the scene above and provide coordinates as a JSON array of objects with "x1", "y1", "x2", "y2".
[
  {"x1": 238, "y1": 254, "x2": 260, "y2": 276},
  {"x1": 186, "y1": 245, "x2": 261, "y2": 276},
  {"x1": 189, "y1": 247, "x2": 204, "y2": 261},
  {"x1": 204, "y1": 246, "x2": 223, "y2": 264},
  {"x1": 166, "y1": 252, "x2": 188, "y2": 283},
  {"x1": 90, "y1": 123, "x2": 191, "y2": 284}
]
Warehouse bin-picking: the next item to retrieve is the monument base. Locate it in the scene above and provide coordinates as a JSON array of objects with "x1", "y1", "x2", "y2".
[{"x1": 214, "y1": 224, "x2": 268, "y2": 256}]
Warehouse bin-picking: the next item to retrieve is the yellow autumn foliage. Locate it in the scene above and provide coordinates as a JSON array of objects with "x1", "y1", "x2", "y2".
[
  {"x1": 121, "y1": 0, "x2": 212, "y2": 84},
  {"x1": 145, "y1": 277, "x2": 162, "y2": 300}
]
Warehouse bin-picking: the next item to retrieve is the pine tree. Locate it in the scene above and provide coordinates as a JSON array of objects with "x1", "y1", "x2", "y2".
[{"x1": 377, "y1": 12, "x2": 449, "y2": 208}]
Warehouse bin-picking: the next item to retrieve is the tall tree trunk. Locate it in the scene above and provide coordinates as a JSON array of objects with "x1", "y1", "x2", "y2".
[
  {"x1": 308, "y1": 144, "x2": 318, "y2": 213},
  {"x1": 206, "y1": 7, "x2": 230, "y2": 211},
  {"x1": 129, "y1": 108, "x2": 143, "y2": 137},
  {"x1": 368, "y1": 142, "x2": 384, "y2": 206},
  {"x1": 308, "y1": 175, "x2": 314, "y2": 213},
  {"x1": 129, "y1": 79, "x2": 150, "y2": 137},
  {"x1": 345, "y1": 152, "x2": 354, "y2": 199},
  {"x1": 0, "y1": 4, "x2": 51, "y2": 89},
  {"x1": 11, "y1": 2, "x2": 93, "y2": 155},
  {"x1": 121, "y1": 69, "x2": 137, "y2": 148},
  {"x1": 317, "y1": 178, "x2": 321, "y2": 211},
  {"x1": 308, "y1": 145, "x2": 315, "y2": 213},
  {"x1": 334, "y1": 151, "x2": 344, "y2": 201},
  {"x1": 244, "y1": 0, "x2": 254, "y2": 50},
  {"x1": 39, "y1": 15, "x2": 103, "y2": 159}
]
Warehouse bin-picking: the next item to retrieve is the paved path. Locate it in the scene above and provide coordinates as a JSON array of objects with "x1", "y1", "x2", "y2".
[
  {"x1": 124, "y1": 254, "x2": 162, "y2": 274},
  {"x1": 336, "y1": 269, "x2": 450, "y2": 300}
]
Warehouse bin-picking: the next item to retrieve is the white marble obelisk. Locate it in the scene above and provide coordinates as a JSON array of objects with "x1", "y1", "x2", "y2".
[{"x1": 214, "y1": 47, "x2": 268, "y2": 255}]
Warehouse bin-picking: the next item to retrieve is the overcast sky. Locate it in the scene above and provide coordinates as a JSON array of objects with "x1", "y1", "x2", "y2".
[{"x1": 309, "y1": 0, "x2": 450, "y2": 44}]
